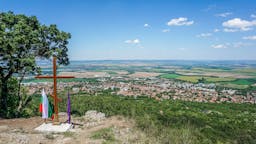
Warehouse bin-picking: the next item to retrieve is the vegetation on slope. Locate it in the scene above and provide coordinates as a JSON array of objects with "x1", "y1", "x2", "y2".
[{"x1": 25, "y1": 91, "x2": 256, "y2": 144}]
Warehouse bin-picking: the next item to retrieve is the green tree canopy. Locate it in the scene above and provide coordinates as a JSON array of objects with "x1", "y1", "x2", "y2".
[{"x1": 0, "y1": 11, "x2": 71, "y2": 117}]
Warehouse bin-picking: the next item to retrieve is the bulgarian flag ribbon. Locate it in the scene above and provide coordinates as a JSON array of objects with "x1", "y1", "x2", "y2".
[{"x1": 39, "y1": 89, "x2": 53, "y2": 119}]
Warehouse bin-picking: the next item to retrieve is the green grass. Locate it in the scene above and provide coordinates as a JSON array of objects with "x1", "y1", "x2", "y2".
[
  {"x1": 26, "y1": 92, "x2": 256, "y2": 143},
  {"x1": 53, "y1": 93, "x2": 256, "y2": 143}
]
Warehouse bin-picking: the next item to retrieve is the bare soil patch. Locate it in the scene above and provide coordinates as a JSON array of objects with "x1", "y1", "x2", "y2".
[
  {"x1": 177, "y1": 71, "x2": 253, "y2": 79},
  {"x1": 0, "y1": 114, "x2": 146, "y2": 144},
  {"x1": 59, "y1": 71, "x2": 110, "y2": 78},
  {"x1": 129, "y1": 72, "x2": 162, "y2": 78}
]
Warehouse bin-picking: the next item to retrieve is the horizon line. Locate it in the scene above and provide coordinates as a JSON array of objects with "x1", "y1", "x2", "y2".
[{"x1": 69, "y1": 59, "x2": 256, "y2": 61}]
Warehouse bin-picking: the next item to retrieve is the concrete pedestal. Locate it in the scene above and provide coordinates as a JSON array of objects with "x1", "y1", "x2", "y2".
[{"x1": 35, "y1": 123, "x2": 72, "y2": 133}]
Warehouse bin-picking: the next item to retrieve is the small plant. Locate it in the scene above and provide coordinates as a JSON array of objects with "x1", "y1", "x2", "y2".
[
  {"x1": 44, "y1": 133, "x2": 54, "y2": 140},
  {"x1": 63, "y1": 131, "x2": 74, "y2": 137},
  {"x1": 91, "y1": 127, "x2": 115, "y2": 142}
]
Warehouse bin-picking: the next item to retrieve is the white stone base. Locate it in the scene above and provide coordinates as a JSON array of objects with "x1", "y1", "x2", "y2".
[{"x1": 35, "y1": 123, "x2": 72, "y2": 133}]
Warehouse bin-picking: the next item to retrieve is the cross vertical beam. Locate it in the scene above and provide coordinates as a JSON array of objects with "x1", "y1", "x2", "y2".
[
  {"x1": 53, "y1": 56, "x2": 58, "y2": 123},
  {"x1": 35, "y1": 56, "x2": 75, "y2": 124}
]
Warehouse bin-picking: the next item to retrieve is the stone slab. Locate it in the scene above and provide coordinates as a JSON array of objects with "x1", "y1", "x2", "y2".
[{"x1": 34, "y1": 123, "x2": 72, "y2": 133}]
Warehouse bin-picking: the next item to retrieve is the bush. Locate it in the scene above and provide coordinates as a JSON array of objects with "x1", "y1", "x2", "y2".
[{"x1": 0, "y1": 77, "x2": 19, "y2": 117}]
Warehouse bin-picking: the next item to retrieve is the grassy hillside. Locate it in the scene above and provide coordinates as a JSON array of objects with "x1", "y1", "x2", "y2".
[{"x1": 26, "y1": 92, "x2": 256, "y2": 144}]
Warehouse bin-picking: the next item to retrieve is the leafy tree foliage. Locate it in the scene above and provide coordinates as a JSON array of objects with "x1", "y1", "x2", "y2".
[
  {"x1": 198, "y1": 77, "x2": 206, "y2": 83},
  {"x1": 0, "y1": 11, "x2": 71, "y2": 117}
]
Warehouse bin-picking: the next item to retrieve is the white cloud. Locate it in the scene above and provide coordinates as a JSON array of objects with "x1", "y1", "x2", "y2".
[
  {"x1": 162, "y1": 29, "x2": 170, "y2": 33},
  {"x1": 211, "y1": 43, "x2": 229, "y2": 49},
  {"x1": 124, "y1": 39, "x2": 140, "y2": 44},
  {"x1": 222, "y1": 18, "x2": 256, "y2": 32},
  {"x1": 214, "y1": 29, "x2": 220, "y2": 32},
  {"x1": 223, "y1": 28, "x2": 238, "y2": 32},
  {"x1": 211, "y1": 44, "x2": 227, "y2": 49},
  {"x1": 216, "y1": 12, "x2": 232, "y2": 17},
  {"x1": 211, "y1": 42, "x2": 252, "y2": 49},
  {"x1": 144, "y1": 23, "x2": 150, "y2": 27},
  {"x1": 167, "y1": 17, "x2": 194, "y2": 26},
  {"x1": 243, "y1": 35, "x2": 256, "y2": 40},
  {"x1": 251, "y1": 14, "x2": 256, "y2": 18},
  {"x1": 133, "y1": 39, "x2": 140, "y2": 44},
  {"x1": 196, "y1": 33, "x2": 212, "y2": 38},
  {"x1": 233, "y1": 42, "x2": 252, "y2": 48}
]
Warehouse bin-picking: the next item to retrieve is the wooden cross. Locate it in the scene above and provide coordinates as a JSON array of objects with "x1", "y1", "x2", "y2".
[{"x1": 35, "y1": 56, "x2": 74, "y2": 124}]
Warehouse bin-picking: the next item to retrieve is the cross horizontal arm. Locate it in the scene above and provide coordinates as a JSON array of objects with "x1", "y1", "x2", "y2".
[{"x1": 55, "y1": 76, "x2": 75, "y2": 78}]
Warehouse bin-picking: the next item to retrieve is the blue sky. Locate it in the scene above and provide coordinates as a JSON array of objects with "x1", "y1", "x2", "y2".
[{"x1": 1, "y1": 0, "x2": 256, "y2": 60}]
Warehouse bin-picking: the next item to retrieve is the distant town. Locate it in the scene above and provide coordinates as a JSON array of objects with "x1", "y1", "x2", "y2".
[{"x1": 23, "y1": 60, "x2": 256, "y2": 104}]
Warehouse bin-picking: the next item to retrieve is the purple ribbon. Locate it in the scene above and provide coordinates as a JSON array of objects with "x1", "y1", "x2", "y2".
[{"x1": 67, "y1": 90, "x2": 71, "y2": 124}]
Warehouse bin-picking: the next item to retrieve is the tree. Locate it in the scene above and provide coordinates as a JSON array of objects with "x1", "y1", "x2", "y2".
[
  {"x1": 0, "y1": 11, "x2": 71, "y2": 117},
  {"x1": 198, "y1": 77, "x2": 206, "y2": 83}
]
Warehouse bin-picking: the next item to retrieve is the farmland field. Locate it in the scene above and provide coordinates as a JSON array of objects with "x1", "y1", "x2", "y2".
[
  {"x1": 160, "y1": 73, "x2": 180, "y2": 79},
  {"x1": 205, "y1": 77, "x2": 236, "y2": 82},
  {"x1": 176, "y1": 75, "x2": 203, "y2": 83},
  {"x1": 229, "y1": 79, "x2": 256, "y2": 85},
  {"x1": 160, "y1": 73, "x2": 237, "y2": 83},
  {"x1": 26, "y1": 60, "x2": 256, "y2": 91},
  {"x1": 218, "y1": 83, "x2": 249, "y2": 89}
]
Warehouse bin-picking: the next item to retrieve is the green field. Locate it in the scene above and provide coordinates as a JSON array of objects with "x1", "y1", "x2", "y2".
[
  {"x1": 192, "y1": 67, "x2": 229, "y2": 72},
  {"x1": 176, "y1": 75, "x2": 202, "y2": 83},
  {"x1": 229, "y1": 79, "x2": 256, "y2": 85},
  {"x1": 160, "y1": 73, "x2": 236, "y2": 83},
  {"x1": 106, "y1": 71, "x2": 118, "y2": 75},
  {"x1": 206, "y1": 77, "x2": 236, "y2": 82},
  {"x1": 177, "y1": 76, "x2": 235, "y2": 83},
  {"x1": 159, "y1": 73, "x2": 256, "y2": 90},
  {"x1": 218, "y1": 79, "x2": 256, "y2": 89},
  {"x1": 218, "y1": 83, "x2": 249, "y2": 89},
  {"x1": 160, "y1": 73, "x2": 180, "y2": 79},
  {"x1": 191, "y1": 68, "x2": 256, "y2": 76}
]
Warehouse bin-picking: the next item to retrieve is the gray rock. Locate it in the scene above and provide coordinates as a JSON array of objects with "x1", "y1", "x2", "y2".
[{"x1": 84, "y1": 110, "x2": 106, "y2": 122}]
